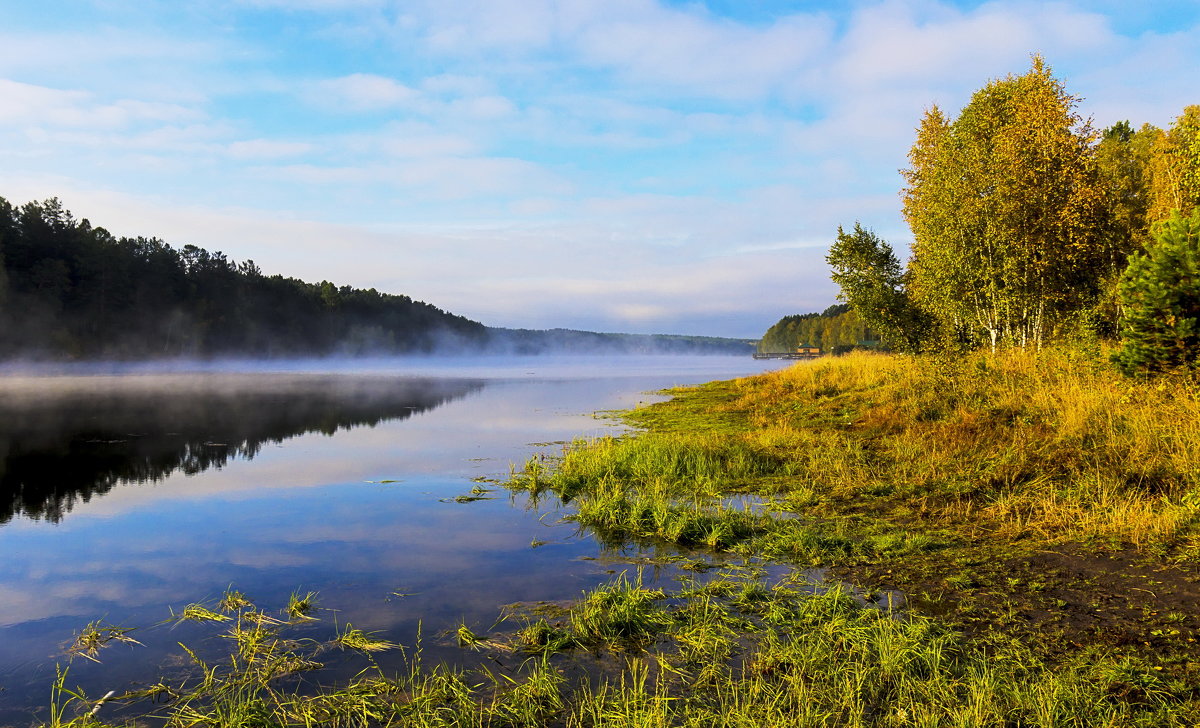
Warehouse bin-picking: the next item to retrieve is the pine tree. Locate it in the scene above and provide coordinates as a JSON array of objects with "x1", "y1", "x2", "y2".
[{"x1": 1114, "y1": 210, "x2": 1200, "y2": 374}]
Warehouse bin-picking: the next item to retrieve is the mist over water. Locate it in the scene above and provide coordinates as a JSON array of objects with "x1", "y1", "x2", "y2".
[
  {"x1": 0, "y1": 355, "x2": 787, "y2": 724},
  {"x1": 0, "y1": 352, "x2": 763, "y2": 379}
]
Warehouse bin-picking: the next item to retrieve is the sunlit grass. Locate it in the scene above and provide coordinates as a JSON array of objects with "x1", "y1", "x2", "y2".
[
  {"x1": 742, "y1": 348, "x2": 1200, "y2": 552},
  {"x1": 332, "y1": 624, "x2": 398, "y2": 653},
  {"x1": 172, "y1": 603, "x2": 231, "y2": 624},
  {"x1": 517, "y1": 348, "x2": 1200, "y2": 557},
  {"x1": 508, "y1": 432, "x2": 942, "y2": 564},
  {"x1": 218, "y1": 588, "x2": 253, "y2": 613},
  {"x1": 42, "y1": 577, "x2": 1198, "y2": 727},
  {"x1": 66, "y1": 622, "x2": 141, "y2": 663},
  {"x1": 286, "y1": 590, "x2": 318, "y2": 621}
]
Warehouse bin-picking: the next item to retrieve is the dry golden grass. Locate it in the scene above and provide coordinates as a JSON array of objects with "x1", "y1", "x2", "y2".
[{"x1": 714, "y1": 348, "x2": 1200, "y2": 552}]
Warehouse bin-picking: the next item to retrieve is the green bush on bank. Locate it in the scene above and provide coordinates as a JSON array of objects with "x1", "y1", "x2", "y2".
[{"x1": 1116, "y1": 209, "x2": 1200, "y2": 375}]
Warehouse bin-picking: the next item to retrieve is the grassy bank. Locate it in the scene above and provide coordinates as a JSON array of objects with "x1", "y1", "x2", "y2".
[
  {"x1": 501, "y1": 347, "x2": 1200, "y2": 719},
  {"x1": 562, "y1": 348, "x2": 1200, "y2": 555},
  {"x1": 43, "y1": 349, "x2": 1200, "y2": 725}
]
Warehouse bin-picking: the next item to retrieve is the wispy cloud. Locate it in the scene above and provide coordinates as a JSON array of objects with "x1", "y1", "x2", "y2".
[{"x1": 313, "y1": 73, "x2": 420, "y2": 110}]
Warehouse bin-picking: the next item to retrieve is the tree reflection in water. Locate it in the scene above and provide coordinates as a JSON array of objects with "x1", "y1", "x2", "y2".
[{"x1": 0, "y1": 374, "x2": 483, "y2": 524}]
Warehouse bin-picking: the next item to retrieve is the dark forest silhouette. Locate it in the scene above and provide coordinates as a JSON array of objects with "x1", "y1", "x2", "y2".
[
  {"x1": 0, "y1": 197, "x2": 753, "y2": 359},
  {"x1": 0, "y1": 197, "x2": 487, "y2": 359}
]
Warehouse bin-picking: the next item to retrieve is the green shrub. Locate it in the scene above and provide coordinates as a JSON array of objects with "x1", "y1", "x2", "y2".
[{"x1": 1115, "y1": 210, "x2": 1200, "y2": 374}]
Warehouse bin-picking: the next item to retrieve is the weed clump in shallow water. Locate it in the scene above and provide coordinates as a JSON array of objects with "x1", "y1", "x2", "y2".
[{"x1": 40, "y1": 573, "x2": 1200, "y2": 727}]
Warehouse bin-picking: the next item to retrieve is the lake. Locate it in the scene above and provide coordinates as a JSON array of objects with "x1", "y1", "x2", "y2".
[{"x1": 0, "y1": 355, "x2": 787, "y2": 724}]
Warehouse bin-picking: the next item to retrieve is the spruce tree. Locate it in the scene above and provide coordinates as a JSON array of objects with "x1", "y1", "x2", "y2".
[{"x1": 1115, "y1": 210, "x2": 1200, "y2": 374}]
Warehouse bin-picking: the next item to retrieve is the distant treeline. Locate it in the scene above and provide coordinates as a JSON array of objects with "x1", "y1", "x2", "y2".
[
  {"x1": 0, "y1": 197, "x2": 753, "y2": 359},
  {"x1": 0, "y1": 196, "x2": 488, "y2": 359},
  {"x1": 0, "y1": 197, "x2": 487, "y2": 359},
  {"x1": 758, "y1": 304, "x2": 879, "y2": 354},
  {"x1": 490, "y1": 327, "x2": 754, "y2": 355}
]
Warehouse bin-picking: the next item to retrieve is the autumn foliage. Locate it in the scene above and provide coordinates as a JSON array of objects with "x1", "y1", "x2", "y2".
[{"x1": 817, "y1": 57, "x2": 1199, "y2": 373}]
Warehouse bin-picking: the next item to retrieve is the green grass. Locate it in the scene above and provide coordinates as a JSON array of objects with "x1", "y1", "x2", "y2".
[
  {"x1": 43, "y1": 578, "x2": 1199, "y2": 726},
  {"x1": 66, "y1": 621, "x2": 141, "y2": 663},
  {"x1": 515, "y1": 347, "x2": 1200, "y2": 558},
  {"x1": 333, "y1": 624, "x2": 400, "y2": 653},
  {"x1": 508, "y1": 434, "x2": 942, "y2": 565},
  {"x1": 39, "y1": 347, "x2": 1200, "y2": 726}
]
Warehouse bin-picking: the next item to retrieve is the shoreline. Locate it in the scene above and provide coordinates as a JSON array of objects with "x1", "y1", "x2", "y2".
[{"x1": 34, "y1": 349, "x2": 1200, "y2": 725}]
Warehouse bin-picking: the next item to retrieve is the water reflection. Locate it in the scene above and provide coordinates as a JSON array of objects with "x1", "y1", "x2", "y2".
[
  {"x1": 0, "y1": 357, "x2": 790, "y2": 724},
  {"x1": 0, "y1": 374, "x2": 482, "y2": 524}
]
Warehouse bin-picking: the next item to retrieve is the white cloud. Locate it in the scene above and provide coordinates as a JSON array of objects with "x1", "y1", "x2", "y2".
[
  {"x1": 0, "y1": 29, "x2": 215, "y2": 75},
  {"x1": 0, "y1": 79, "x2": 199, "y2": 129},
  {"x1": 260, "y1": 153, "x2": 569, "y2": 201},
  {"x1": 571, "y1": 6, "x2": 832, "y2": 99},
  {"x1": 405, "y1": 0, "x2": 834, "y2": 100},
  {"x1": 449, "y1": 94, "x2": 516, "y2": 119},
  {"x1": 833, "y1": 1, "x2": 1116, "y2": 89},
  {"x1": 235, "y1": 0, "x2": 385, "y2": 10},
  {"x1": 227, "y1": 138, "x2": 314, "y2": 159},
  {"x1": 367, "y1": 123, "x2": 480, "y2": 158},
  {"x1": 419, "y1": 74, "x2": 494, "y2": 96},
  {"x1": 313, "y1": 73, "x2": 419, "y2": 110}
]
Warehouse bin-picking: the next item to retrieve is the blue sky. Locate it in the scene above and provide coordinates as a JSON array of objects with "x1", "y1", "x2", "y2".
[{"x1": 1, "y1": 1, "x2": 1198, "y2": 337}]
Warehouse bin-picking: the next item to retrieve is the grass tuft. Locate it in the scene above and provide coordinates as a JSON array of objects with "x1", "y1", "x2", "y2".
[
  {"x1": 333, "y1": 624, "x2": 399, "y2": 653},
  {"x1": 67, "y1": 621, "x2": 141, "y2": 663}
]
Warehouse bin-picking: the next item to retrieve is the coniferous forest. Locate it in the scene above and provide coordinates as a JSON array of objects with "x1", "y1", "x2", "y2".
[
  {"x1": 0, "y1": 197, "x2": 753, "y2": 359},
  {"x1": 0, "y1": 197, "x2": 488, "y2": 359}
]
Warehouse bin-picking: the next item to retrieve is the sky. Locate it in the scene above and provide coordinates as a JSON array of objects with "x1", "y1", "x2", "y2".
[{"x1": 1, "y1": 1, "x2": 1198, "y2": 338}]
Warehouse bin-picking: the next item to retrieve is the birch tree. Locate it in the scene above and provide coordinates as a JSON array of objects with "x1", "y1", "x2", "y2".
[
  {"x1": 1147, "y1": 105, "x2": 1200, "y2": 223},
  {"x1": 901, "y1": 57, "x2": 1109, "y2": 350},
  {"x1": 1096, "y1": 120, "x2": 1158, "y2": 254},
  {"x1": 826, "y1": 223, "x2": 928, "y2": 352}
]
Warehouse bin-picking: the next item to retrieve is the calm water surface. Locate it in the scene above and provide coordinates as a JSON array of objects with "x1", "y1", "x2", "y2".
[{"x1": 0, "y1": 355, "x2": 787, "y2": 724}]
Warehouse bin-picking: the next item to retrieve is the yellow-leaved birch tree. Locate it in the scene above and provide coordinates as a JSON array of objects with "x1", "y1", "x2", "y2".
[
  {"x1": 901, "y1": 57, "x2": 1109, "y2": 350},
  {"x1": 1148, "y1": 105, "x2": 1200, "y2": 223}
]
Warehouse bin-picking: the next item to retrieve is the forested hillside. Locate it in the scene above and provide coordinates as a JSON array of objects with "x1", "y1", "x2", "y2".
[
  {"x1": 0, "y1": 197, "x2": 755, "y2": 360},
  {"x1": 0, "y1": 196, "x2": 487, "y2": 359}
]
